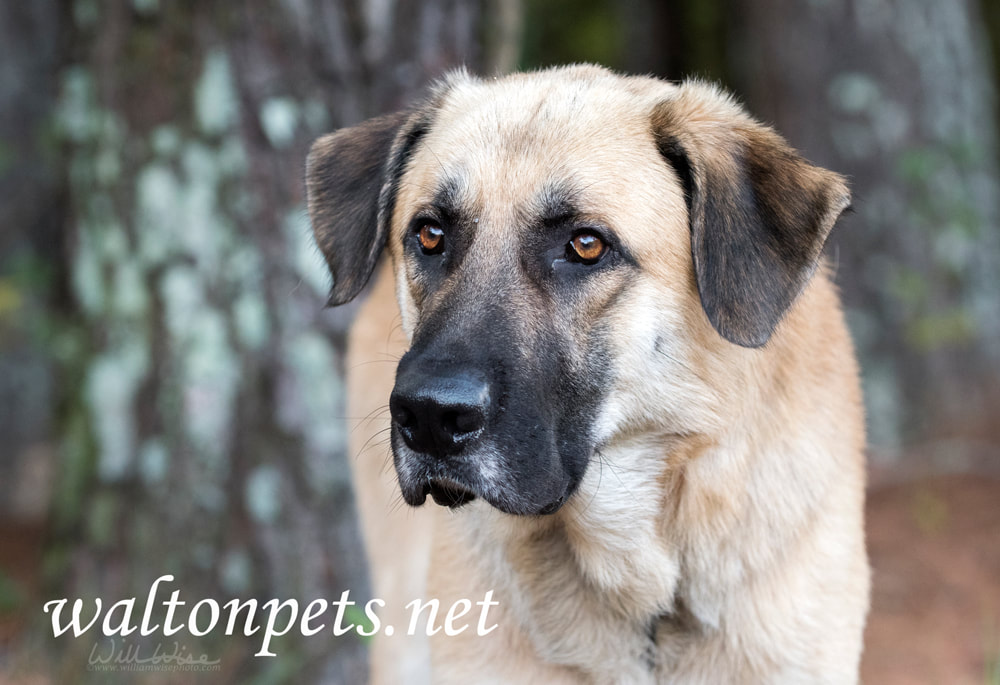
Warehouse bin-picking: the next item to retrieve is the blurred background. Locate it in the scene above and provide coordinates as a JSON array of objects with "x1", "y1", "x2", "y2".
[{"x1": 0, "y1": 0, "x2": 997, "y2": 683}]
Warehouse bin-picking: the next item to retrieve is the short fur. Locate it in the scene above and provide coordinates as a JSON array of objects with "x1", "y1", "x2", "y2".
[{"x1": 307, "y1": 65, "x2": 869, "y2": 684}]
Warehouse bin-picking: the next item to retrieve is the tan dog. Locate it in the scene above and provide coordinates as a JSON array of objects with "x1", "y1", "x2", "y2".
[{"x1": 307, "y1": 65, "x2": 869, "y2": 684}]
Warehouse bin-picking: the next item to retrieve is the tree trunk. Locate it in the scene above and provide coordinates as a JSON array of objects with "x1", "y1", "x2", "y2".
[
  {"x1": 0, "y1": 2, "x2": 64, "y2": 524},
  {"x1": 731, "y1": 0, "x2": 1000, "y2": 459},
  {"x1": 38, "y1": 1, "x2": 509, "y2": 681}
]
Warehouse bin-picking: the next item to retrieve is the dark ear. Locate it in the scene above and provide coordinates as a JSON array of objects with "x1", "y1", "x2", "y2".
[
  {"x1": 652, "y1": 96, "x2": 850, "y2": 348},
  {"x1": 306, "y1": 110, "x2": 415, "y2": 306}
]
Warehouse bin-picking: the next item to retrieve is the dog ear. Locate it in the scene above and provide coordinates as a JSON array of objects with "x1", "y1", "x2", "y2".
[
  {"x1": 306, "y1": 109, "x2": 420, "y2": 306},
  {"x1": 652, "y1": 92, "x2": 850, "y2": 348}
]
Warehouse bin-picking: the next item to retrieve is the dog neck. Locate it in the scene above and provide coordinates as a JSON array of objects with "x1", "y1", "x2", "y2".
[
  {"x1": 439, "y1": 432, "x2": 707, "y2": 678},
  {"x1": 440, "y1": 407, "x2": 851, "y2": 679}
]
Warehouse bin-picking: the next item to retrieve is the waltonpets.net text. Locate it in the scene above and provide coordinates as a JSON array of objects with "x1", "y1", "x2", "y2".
[{"x1": 44, "y1": 574, "x2": 499, "y2": 656}]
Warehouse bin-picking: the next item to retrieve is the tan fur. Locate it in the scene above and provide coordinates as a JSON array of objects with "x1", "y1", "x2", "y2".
[
  {"x1": 345, "y1": 261, "x2": 434, "y2": 683},
  {"x1": 341, "y1": 66, "x2": 869, "y2": 684}
]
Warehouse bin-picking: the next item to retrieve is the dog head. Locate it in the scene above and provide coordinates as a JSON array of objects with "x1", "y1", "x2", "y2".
[{"x1": 307, "y1": 66, "x2": 849, "y2": 516}]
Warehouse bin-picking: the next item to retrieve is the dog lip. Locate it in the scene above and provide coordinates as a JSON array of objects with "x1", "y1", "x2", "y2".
[
  {"x1": 401, "y1": 480, "x2": 429, "y2": 506},
  {"x1": 535, "y1": 493, "x2": 566, "y2": 516},
  {"x1": 427, "y1": 477, "x2": 477, "y2": 508},
  {"x1": 392, "y1": 437, "x2": 576, "y2": 515}
]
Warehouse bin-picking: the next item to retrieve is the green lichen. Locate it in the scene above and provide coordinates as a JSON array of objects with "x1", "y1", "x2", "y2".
[
  {"x1": 887, "y1": 264, "x2": 929, "y2": 310},
  {"x1": 131, "y1": 0, "x2": 159, "y2": 15},
  {"x1": 906, "y1": 309, "x2": 976, "y2": 351},
  {"x1": 72, "y1": 0, "x2": 100, "y2": 28},
  {"x1": 138, "y1": 438, "x2": 168, "y2": 484},
  {"x1": 86, "y1": 491, "x2": 119, "y2": 547},
  {"x1": 159, "y1": 265, "x2": 202, "y2": 338},
  {"x1": 246, "y1": 465, "x2": 283, "y2": 524},
  {"x1": 234, "y1": 292, "x2": 269, "y2": 350},
  {"x1": 861, "y1": 363, "x2": 902, "y2": 450},
  {"x1": 0, "y1": 571, "x2": 25, "y2": 613},
  {"x1": 111, "y1": 259, "x2": 149, "y2": 317},
  {"x1": 135, "y1": 162, "x2": 182, "y2": 264},
  {"x1": 218, "y1": 134, "x2": 248, "y2": 177},
  {"x1": 284, "y1": 330, "x2": 345, "y2": 490},
  {"x1": 56, "y1": 66, "x2": 99, "y2": 144},
  {"x1": 220, "y1": 549, "x2": 252, "y2": 593},
  {"x1": 285, "y1": 209, "x2": 331, "y2": 301},
  {"x1": 830, "y1": 121, "x2": 875, "y2": 161},
  {"x1": 0, "y1": 279, "x2": 21, "y2": 321},
  {"x1": 195, "y1": 50, "x2": 239, "y2": 136},
  {"x1": 70, "y1": 225, "x2": 104, "y2": 314},
  {"x1": 151, "y1": 125, "x2": 182, "y2": 157},
  {"x1": 897, "y1": 145, "x2": 939, "y2": 184},
  {"x1": 179, "y1": 142, "x2": 231, "y2": 270},
  {"x1": 183, "y1": 307, "x2": 240, "y2": 455},
  {"x1": 86, "y1": 333, "x2": 149, "y2": 482},
  {"x1": 53, "y1": 37, "x2": 360, "y2": 637},
  {"x1": 302, "y1": 99, "x2": 331, "y2": 134},
  {"x1": 260, "y1": 97, "x2": 300, "y2": 149},
  {"x1": 828, "y1": 72, "x2": 880, "y2": 115},
  {"x1": 223, "y1": 242, "x2": 270, "y2": 350},
  {"x1": 159, "y1": 265, "x2": 240, "y2": 461},
  {"x1": 94, "y1": 146, "x2": 121, "y2": 186}
]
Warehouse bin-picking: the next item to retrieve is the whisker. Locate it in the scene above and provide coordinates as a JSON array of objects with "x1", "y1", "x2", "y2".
[
  {"x1": 347, "y1": 357, "x2": 401, "y2": 370},
  {"x1": 379, "y1": 445, "x2": 395, "y2": 476},
  {"x1": 352, "y1": 404, "x2": 391, "y2": 431},
  {"x1": 354, "y1": 426, "x2": 393, "y2": 460}
]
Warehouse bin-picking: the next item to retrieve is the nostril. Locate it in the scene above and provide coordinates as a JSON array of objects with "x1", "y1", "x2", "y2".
[
  {"x1": 438, "y1": 408, "x2": 484, "y2": 437},
  {"x1": 452, "y1": 408, "x2": 484, "y2": 435},
  {"x1": 389, "y1": 394, "x2": 417, "y2": 430},
  {"x1": 395, "y1": 405, "x2": 416, "y2": 429},
  {"x1": 440, "y1": 410, "x2": 459, "y2": 436}
]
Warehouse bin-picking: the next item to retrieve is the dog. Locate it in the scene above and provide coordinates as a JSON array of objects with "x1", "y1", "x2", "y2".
[{"x1": 307, "y1": 65, "x2": 869, "y2": 684}]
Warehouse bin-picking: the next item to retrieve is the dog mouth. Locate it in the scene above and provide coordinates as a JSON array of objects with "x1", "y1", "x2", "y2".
[
  {"x1": 405, "y1": 471, "x2": 570, "y2": 515},
  {"x1": 392, "y1": 436, "x2": 577, "y2": 515},
  {"x1": 393, "y1": 446, "x2": 483, "y2": 509},
  {"x1": 424, "y1": 477, "x2": 477, "y2": 508}
]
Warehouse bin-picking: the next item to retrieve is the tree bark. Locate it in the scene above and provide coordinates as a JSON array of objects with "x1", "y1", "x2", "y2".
[
  {"x1": 731, "y1": 0, "x2": 1000, "y2": 458},
  {"x1": 0, "y1": 2, "x2": 64, "y2": 524}
]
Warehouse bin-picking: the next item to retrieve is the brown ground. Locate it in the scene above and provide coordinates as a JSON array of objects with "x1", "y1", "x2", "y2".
[
  {"x1": 861, "y1": 474, "x2": 1000, "y2": 685},
  {"x1": 2, "y1": 474, "x2": 999, "y2": 683}
]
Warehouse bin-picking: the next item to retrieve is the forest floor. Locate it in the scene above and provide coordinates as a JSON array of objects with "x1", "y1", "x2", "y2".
[
  {"x1": 862, "y1": 472, "x2": 1000, "y2": 685},
  {"x1": 1, "y1": 472, "x2": 998, "y2": 684}
]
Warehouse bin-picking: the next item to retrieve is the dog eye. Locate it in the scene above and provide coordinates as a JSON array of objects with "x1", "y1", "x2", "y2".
[
  {"x1": 416, "y1": 222, "x2": 445, "y2": 255},
  {"x1": 566, "y1": 232, "x2": 606, "y2": 265}
]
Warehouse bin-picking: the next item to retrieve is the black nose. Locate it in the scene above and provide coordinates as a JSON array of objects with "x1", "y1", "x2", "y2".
[{"x1": 390, "y1": 369, "x2": 491, "y2": 457}]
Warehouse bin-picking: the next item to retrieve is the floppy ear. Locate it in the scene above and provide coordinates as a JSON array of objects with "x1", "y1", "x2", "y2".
[
  {"x1": 306, "y1": 110, "x2": 415, "y2": 306},
  {"x1": 652, "y1": 93, "x2": 851, "y2": 348}
]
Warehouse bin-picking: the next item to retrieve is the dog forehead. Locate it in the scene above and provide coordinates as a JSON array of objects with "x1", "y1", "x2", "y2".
[
  {"x1": 394, "y1": 69, "x2": 685, "y2": 244},
  {"x1": 444, "y1": 70, "x2": 653, "y2": 133},
  {"x1": 433, "y1": 71, "x2": 664, "y2": 173}
]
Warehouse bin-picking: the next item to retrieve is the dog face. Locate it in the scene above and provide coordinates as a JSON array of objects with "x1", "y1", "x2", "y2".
[{"x1": 307, "y1": 66, "x2": 849, "y2": 517}]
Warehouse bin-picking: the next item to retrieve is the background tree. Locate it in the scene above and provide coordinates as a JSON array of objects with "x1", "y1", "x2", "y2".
[
  {"x1": 0, "y1": 1, "x2": 67, "y2": 665},
  {"x1": 0, "y1": 3, "x2": 63, "y2": 542},
  {"x1": 729, "y1": 0, "x2": 1000, "y2": 460},
  {"x1": 1, "y1": 1, "x2": 517, "y2": 682}
]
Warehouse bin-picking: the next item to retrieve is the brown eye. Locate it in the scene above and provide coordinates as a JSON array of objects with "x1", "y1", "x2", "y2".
[
  {"x1": 417, "y1": 223, "x2": 444, "y2": 254},
  {"x1": 568, "y1": 232, "x2": 606, "y2": 264}
]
